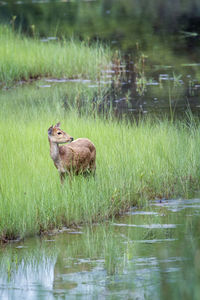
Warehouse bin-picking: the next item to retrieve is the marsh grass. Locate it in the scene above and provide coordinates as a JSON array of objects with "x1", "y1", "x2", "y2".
[
  {"x1": 1, "y1": 83, "x2": 200, "y2": 240},
  {"x1": 0, "y1": 25, "x2": 111, "y2": 86}
]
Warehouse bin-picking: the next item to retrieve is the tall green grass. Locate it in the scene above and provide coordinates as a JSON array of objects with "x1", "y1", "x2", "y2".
[
  {"x1": 1, "y1": 83, "x2": 200, "y2": 240},
  {"x1": 0, "y1": 25, "x2": 111, "y2": 86}
]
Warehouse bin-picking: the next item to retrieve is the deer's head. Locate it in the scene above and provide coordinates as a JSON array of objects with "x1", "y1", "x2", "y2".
[{"x1": 48, "y1": 122, "x2": 74, "y2": 144}]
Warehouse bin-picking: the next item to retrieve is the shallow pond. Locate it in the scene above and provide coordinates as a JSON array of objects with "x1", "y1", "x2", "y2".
[
  {"x1": 2, "y1": 0, "x2": 200, "y2": 117},
  {"x1": 1, "y1": 198, "x2": 200, "y2": 299}
]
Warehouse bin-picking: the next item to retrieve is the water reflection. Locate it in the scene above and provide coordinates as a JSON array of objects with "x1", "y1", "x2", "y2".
[
  {"x1": 34, "y1": 69, "x2": 200, "y2": 119},
  {"x1": 0, "y1": 198, "x2": 200, "y2": 299},
  {"x1": 1, "y1": 0, "x2": 200, "y2": 116}
]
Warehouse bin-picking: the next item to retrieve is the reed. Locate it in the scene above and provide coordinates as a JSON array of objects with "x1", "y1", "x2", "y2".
[
  {"x1": 0, "y1": 84, "x2": 200, "y2": 240},
  {"x1": 0, "y1": 25, "x2": 111, "y2": 86}
]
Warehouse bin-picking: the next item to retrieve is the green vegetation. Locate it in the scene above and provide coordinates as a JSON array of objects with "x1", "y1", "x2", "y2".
[
  {"x1": 0, "y1": 25, "x2": 111, "y2": 86},
  {"x1": 0, "y1": 83, "x2": 200, "y2": 241}
]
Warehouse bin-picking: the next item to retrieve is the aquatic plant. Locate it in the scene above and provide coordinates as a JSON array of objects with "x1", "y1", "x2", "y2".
[{"x1": 0, "y1": 25, "x2": 111, "y2": 87}]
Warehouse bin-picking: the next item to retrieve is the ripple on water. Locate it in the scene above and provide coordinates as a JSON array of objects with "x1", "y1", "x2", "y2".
[
  {"x1": 133, "y1": 256, "x2": 185, "y2": 265},
  {"x1": 67, "y1": 231, "x2": 84, "y2": 234},
  {"x1": 45, "y1": 78, "x2": 91, "y2": 83},
  {"x1": 39, "y1": 84, "x2": 51, "y2": 88},
  {"x1": 125, "y1": 211, "x2": 159, "y2": 216},
  {"x1": 133, "y1": 238, "x2": 177, "y2": 244},
  {"x1": 151, "y1": 198, "x2": 200, "y2": 213},
  {"x1": 112, "y1": 223, "x2": 177, "y2": 229}
]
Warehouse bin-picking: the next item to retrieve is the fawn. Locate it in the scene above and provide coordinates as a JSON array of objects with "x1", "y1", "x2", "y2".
[{"x1": 48, "y1": 122, "x2": 96, "y2": 183}]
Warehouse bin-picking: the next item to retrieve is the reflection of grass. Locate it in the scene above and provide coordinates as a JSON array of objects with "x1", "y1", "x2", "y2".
[
  {"x1": 1, "y1": 212, "x2": 199, "y2": 298},
  {"x1": 0, "y1": 25, "x2": 111, "y2": 86},
  {"x1": 0, "y1": 214, "x2": 194, "y2": 291},
  {"x1": 135, "y1": 52, "x2": 148, "y2": 96},
  {"x1": 1, "y1": 84, "x2": 200, "y2": 240},
  {"x1": 159, "y1": 215, "x2": 200, "y2": 300}
]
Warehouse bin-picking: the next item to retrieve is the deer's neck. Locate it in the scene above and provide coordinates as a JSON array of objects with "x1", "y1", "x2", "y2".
[{"x1": 49, "y1": 139, "x2": 60, "y2": 163}]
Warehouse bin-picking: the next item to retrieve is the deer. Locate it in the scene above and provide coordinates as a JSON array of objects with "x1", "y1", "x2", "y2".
[{"x1": 48, "y1": 122, "x2": 96, "y2": 183}]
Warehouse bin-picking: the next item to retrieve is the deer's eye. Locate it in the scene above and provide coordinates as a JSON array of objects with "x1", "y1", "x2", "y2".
[{"x1": 57, "y1": 132, "x2": 62, "y2": 135}]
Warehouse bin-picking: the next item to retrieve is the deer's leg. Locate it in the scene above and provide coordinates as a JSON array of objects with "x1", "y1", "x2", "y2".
[
  {"x1": 92, "y1": 165, "x2": 96, "y2": 177},
  {"x1": 90, "y1": 160, "x2": 96, "y2": 177},
  {"x1": 60, "y1": 172, "x2": 66, "y2": 184}
]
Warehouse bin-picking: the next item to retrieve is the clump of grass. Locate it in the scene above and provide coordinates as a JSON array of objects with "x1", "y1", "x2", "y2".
[
  {"x1": 0, "y1": 25, "x2": 111, "y2": 86},
  {"x1": 1, "y1": 84, "x2": 200, "y2": 241}
]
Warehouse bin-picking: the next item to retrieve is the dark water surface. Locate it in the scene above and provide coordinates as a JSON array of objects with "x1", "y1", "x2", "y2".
[
  {"x1": 0, "y1": 199, "x2": 200, "y2": 299},
  {"x1": 1, "y1": 0, "x2": 200, "y2": 117}
]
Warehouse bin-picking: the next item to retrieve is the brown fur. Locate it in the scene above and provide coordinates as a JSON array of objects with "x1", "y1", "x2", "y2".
[{"x1": 48, "y1": 123, "x2": 96, "y2": 183}]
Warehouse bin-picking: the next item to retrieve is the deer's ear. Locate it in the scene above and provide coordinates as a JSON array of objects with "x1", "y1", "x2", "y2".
[
  {"x1": 48, "y1": 125, "x2": 53, "y2": 135},
  {"x1": 55, "y1": 122, "x2": 61, "y2": 128}
]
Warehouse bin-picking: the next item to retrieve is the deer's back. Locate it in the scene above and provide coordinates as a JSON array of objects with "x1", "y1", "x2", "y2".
[
  {"x1": 59, "y1": 138, "x2": 96, "y2": 172},
  {"x1": 69, "y1": 138, "x2": 96, "y2": 153}
]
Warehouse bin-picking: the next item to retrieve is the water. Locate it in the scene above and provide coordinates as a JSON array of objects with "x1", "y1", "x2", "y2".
[
  {"x1": 1, "y1": 2, "x2": 200, "y2": 299},
  {"x1": 0, "y1": 198, "x2": 200, "y2": 299},
  {"x1": 2, "y1": 0, "x2": 200, "y2": 117}
]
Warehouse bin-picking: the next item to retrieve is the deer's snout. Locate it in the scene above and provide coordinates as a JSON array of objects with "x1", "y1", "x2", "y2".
[{"x1": 70, "y1": 137, "x2": 74, "y2": 142}]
